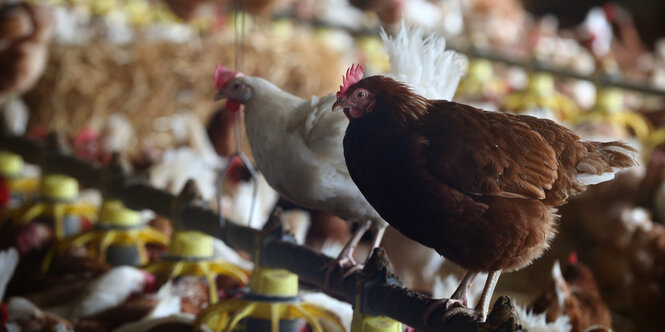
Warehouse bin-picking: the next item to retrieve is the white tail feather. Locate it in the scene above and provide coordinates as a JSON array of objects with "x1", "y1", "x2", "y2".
[{"x1": 382, "y1": 21, "x2": 467, "y2": 101}]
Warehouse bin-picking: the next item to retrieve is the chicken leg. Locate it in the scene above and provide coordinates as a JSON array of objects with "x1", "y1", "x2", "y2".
[
  {"x1": 423, "y1": 271, "x2": 478, "y2": 324},
  {"x1": 475, "y1": 270, "x2": 501, "y2": 321},
  {"x1": 321, "y1": 220, "x2": 370, "y2": 287}
]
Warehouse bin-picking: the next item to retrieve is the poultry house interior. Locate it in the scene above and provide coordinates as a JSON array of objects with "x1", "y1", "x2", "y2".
[{"x1": 1, "y1": 0, "x2": 665, "y2": 331}]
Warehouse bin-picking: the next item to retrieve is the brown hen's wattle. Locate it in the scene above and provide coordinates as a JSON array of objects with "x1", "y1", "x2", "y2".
[{"x1": 336, "y1": 75, "x2": 637, "y2": 321}]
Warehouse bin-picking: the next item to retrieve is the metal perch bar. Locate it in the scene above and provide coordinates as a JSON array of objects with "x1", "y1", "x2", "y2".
[{"x1": 0, "y1": 133, "x2": 522, "y2": 332}]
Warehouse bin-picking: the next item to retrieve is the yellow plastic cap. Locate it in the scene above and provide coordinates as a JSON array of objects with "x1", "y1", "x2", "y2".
[
  {"x1": 596, "y1": 88, "x2": 623, "y2": 113},
  {"x1": 528, "y1": 73, "x2": 555, "y2": 96},
  {"x1": 168, "y1": 231, "x2": 213, "y2": 258},
  {"x1": 99, "y1": 200, "x2": 140, "y2": 227},
  {"x1": 250, "y1": 267, "x2": 298, "y2": 297},
  {"x1": 0, "y1": 151, "x2": 23, "y2": 178},
  {"x1": 468, "y1": 59, "x2": 493, "y2": 80},
  {"x1": 352, "y1": 315, "x2": 402, "y2": 332},
  {"x1": 39, "y1": 174, "x2": 78, "y2": 200}
]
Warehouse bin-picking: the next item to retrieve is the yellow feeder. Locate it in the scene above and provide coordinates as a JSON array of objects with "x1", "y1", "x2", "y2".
[
  {"x1": 351, "y1": 313, "x2": 401, "y2": 332},
  {"x1": 502, "y1": 72, "x2": 578, "y2": 121},
  {"x1": 573, "y1": 87, "x2": 653, "y2": 142},
  {"x1": 195, "y1": 266, "x2": 345, "y2": 332},
  {"x1": 0, "y1": 151, "x2": 38, "y2": 209},
  {"x1": 41, "y1": 200, "x2": 169, "y2": 272},
  {"x1": 455, "y1": 59, "x2": 507, "y2": 102},
  {"x1": 145, "y1": 231, "x2": 250, "y2": 303},
  {"x1": 0, "y1": 174, "x2": 96, "y2": 239}
]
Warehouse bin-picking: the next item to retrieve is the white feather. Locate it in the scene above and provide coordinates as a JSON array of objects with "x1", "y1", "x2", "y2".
[
  {"x1": 575, "y1": 172, "x2": 616, "y2": 186},
  {"x1": 513, "y1": 302, "x2": 572, "y2": 332},
  {"x1": 432, "y1": 273, "x2": 484, "y2": 306},
  {"x1": 222, "y1": 172, "x2": 278, "y2": 229},
  {"x1": 144, "y1": 281, "x2": 181, "y2": 319},
  {"x1": 212, "y1": 238, "x2": 253, "y2": 270},
  {"x1": 0, "y1": 248, "x2": 19, "y2": 301},
  {"x1": 46, "y1": 266, "x2": 147, "y2": 318},
  {"x1": 382, "y1": 21, "x2": 467, "y2": 101},
  {"x1": 0, "y1": 98, "x2": 29, "y2": 135},
  {"x1": 281, "y1": 209, "x2": 311, "y2": 245}
]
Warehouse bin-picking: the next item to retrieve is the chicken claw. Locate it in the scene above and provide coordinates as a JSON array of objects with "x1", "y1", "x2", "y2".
[
  {"x1": 423, "y1": 298, "x2": 467, "y2": 324},
  {"x1": 424, "y1": 271, "x2": 480, "y2": 325},
  {"x1": 320, "y1": 221, "x2": 370, "y2": 288}
]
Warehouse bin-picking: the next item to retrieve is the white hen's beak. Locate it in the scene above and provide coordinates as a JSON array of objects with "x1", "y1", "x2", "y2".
[{"x1": 213, "y1": 88, "x2": 227, "y2": 101}]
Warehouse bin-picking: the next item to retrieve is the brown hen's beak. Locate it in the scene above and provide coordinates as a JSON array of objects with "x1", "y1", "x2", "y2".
[
  {"x1": 213, "y1": 89, "x2": 227, "y2": 101},
  {"x1": 331, "y1": 100, "x2": 345, "y2": 113}
]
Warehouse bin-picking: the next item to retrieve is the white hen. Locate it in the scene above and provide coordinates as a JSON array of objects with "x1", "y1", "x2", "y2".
[
  {"x1": 46, "y1": 266, "x2": 152, "y2": 318},
  {"x1": 212, "y1": 23, "x2": 466, "y2": 279}
]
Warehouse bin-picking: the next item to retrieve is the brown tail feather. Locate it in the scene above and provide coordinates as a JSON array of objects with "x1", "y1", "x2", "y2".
[
  {"x1": 575, "y1": 141, "x2": 638, "y2": 185},
  {"x1": 594, "y1": 141, "x2": 639, "y2": 169}
]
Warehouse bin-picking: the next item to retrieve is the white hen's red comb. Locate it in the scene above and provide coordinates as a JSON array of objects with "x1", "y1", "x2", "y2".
[
  {"x1": 337, "y1": 64, "x2": 364, "y2": 98},
  {"x1": 214, "y1": 64, "x2": 243, "y2": 90}
]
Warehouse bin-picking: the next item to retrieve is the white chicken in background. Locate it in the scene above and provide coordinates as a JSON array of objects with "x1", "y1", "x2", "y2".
[
  {"x1": 149, "y1": 112, "x2": 223, "y2": 201},
  {"x1": 100, "y1": 114, "x2": 135, "y2": 155},
  {"x1": 219, "y1": 156, "x2": 279, "y2": 229},
  {"x1": 212, "y1": 22, "x2": 466, "y2": 280},
  {"x1": 402, "y1": 0, "x2": 464, "y2": 37},
  {"x1": 6, "y1": 297, "x2": 74, "y2": 332},
  {"x1": 45, "y1": 266, "x2": 155, "y2": 318},
  {"x1": 150, "y1": 112, "x2": 279, "y2": 227},
  {"x1": 579, "y1": 7, "x2": 613, "y2": 58}
]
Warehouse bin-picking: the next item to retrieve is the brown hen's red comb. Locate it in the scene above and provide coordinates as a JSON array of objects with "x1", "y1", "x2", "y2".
[
  {"x1": 214, "y1": 64, "x2": 243, "y2": 90},
  {"x1": 337, "y1": 64, "x2": 364, "y2": 98}
]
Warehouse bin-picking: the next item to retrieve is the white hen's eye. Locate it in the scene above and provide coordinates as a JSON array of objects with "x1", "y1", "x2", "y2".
[{"x1": 355, "y1": 90, "x2": 366, "y2": 98}]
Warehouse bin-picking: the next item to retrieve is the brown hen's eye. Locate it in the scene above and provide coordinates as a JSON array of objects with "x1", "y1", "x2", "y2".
[
  {"x1": 356, "y1": 90, "x2": 365, "y2": 98},
  {"x1": 234, "y1": 83, "x2": 240, "y2": 89}
]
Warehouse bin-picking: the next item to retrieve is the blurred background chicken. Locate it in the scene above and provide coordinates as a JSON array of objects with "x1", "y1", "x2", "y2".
[
  {"x1": 0, "y1": 2, "x2": 54, "y2": 135},
  {"x1": 531, "y1": 255, "x2": 612, "y2": 332}
]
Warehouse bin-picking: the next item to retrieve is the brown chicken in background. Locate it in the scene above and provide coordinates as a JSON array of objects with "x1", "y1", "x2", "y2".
[
  {"x1": 0, "y1": 2, "x2": 54, "y2": 105},
  {"x1": 333, "y1": 69, "x2": 637, "y2": 322},
  {"x1": 531, "y1": 253, "x2": 612, "y2": 332}
]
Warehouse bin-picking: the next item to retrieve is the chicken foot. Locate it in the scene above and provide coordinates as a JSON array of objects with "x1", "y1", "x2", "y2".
[
  {"x1": 321, "y1": 220, "x2": 371, "y2": 288},
  {"x1": 423, "y1": 271, "x2": 478, "y2": 325}
]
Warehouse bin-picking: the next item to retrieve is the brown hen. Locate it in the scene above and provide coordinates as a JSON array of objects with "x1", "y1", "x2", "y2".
[
  {"x1": 333, "y1": 71, "x2": 637, "y2": 322},
  {"x1": 531, "y1": 254, "x2": 612, "y2": 332}
]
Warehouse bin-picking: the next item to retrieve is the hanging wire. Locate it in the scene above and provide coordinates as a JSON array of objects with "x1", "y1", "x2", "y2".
[{"x1": 215, "y1": 0, "x2": 259, "y2": 230}]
